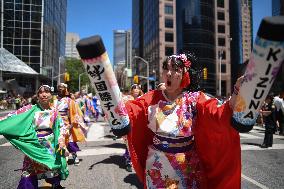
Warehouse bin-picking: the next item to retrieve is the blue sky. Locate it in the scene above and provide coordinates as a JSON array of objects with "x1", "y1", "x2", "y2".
[{"x1": 67, "y1": 0, "x2": 271, "y2": 62}]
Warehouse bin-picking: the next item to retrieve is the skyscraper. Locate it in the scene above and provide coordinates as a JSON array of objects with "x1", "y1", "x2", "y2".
[
  {"x1": 0, "y1": 0, "x2": 67, "y2": 93},
  {"x1": 272, "y1": 0, "x2": 284, "y2": 92},
  {"x1": 65, "y1": 32, "x2": 80, "y2": 59},
  {"x1": 113, "y1": 30, "x2": 132, "y2": 89},
  {"x1": 229, "y1": 0, "x2": 253, "y2": 94},
  {"x1": 272, "y1": 0, "x2": 284, "y2": 15},
  {"x1": 176, "y1": 0, "x2": 216, "y2": 95},
  {"x1": 132, "y1": 0, "x2": 176, "y2": 89}
]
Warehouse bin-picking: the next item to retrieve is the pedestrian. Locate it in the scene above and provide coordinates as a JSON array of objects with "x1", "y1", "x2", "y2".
[
  {"x1": 122, "y1": 84, "x2": 144, "y2": 172},
  {"x1": 274, "y1": 91, "x2": 284, "y2": 135},
  {"x1": 55, "y1": 83, "x2": 86, "y2": 166},
  {"x1": 260, "y1": 93, "x2": 277, "y2": 148},
  {"x1": 96, "y1": 52, "x2": 244, "y2": 188},
  {"x1": 0, "y1": 84, "x2": 69, "y2": 189}
]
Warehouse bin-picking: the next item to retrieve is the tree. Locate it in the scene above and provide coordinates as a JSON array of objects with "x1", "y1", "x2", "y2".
[{"x1": 64, "y1": 58, "x2": 91, "y2": 93}]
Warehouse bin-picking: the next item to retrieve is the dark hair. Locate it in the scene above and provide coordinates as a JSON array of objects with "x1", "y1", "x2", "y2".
[
  {"x1": 37, "y1": 85, "x2": 52, "y2": 96},
  {"x1": 162, "y1": 52, "x2": 201, "y2": 92},
  {"x1": 130, "y1": 84, "x2": 141, "y2": 90}
]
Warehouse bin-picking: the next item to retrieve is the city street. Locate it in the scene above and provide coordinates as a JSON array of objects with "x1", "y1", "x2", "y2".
[{"x1": 0, "y1": 115, "x2": 284, "y2": 189}]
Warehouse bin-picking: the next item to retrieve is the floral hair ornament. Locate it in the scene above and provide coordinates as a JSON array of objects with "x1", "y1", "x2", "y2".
[{"x1": 177, "y1": 54, "x2": 191, "y2": 89}]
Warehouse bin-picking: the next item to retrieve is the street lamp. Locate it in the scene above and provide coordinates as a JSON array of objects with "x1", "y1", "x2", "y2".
[
  {"x1": 41, "y1": 66, "x2": 54, "y2": 88},
  {"x1": 218, "y1": 50, "x2": 223, "y2": 96},
  {"x1": 79, "y1": 72, "x2": 87, "y2": 92},
  {"x1": 133, "y1": 56, "x2": 149, "y2": 92},
  {"x1": 58, "y1": 56, "x2": 65, "y2": 84}
]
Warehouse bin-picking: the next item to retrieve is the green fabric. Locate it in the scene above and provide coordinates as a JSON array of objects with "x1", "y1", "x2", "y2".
[{"x1": 0, "y1": 105, "x2": 69, "y2": 180}]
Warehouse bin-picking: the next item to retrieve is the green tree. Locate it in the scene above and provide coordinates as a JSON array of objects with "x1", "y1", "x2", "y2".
[{"x1": 64, "y1": 58, "x2": 90, "y2": 93}]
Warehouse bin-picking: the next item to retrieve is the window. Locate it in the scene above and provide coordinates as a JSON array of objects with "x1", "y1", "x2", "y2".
[
  {"x1": 218, "y1": 38, "x2": 225, "y2": 46},
  {"x1": 165, "y1": 5, "x2": 173, "y2": 14},
  {"x1": 217, "y1": 0, "x2": 224, "y2": 8},
  {"x1": 218, "y1": 25, "x2": 225, "y2": 33},
  {"x1": 165, "y1": 47, "x2": 173, "y2": 56},
  {"x1": 217, "y1": 12, "x2": 225, "y2": 20},
  {"x1": 165, "y1": 18, "x2": 173, "y2": 28},
  {"x1": 221, "y1": 64, "x2": 226, "y2": 73},
  {"x1": 165, "y1": 33, "x2": 173, "y2": 42}
]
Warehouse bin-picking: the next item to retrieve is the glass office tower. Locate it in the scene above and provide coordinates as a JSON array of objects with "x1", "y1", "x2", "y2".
[{"x1": 0, "y1": 0, "x2": 67, "y2": 94}]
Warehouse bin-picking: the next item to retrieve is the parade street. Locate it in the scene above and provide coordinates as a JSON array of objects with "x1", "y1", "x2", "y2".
[{"x1": 0, "y1": 117, "x2": 284, "y2": 189}]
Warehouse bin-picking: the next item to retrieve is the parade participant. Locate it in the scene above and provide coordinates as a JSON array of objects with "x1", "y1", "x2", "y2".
[
  {"x1": 55, "y1": 83, "x2": 86, "y2": 166},
  {"x1": 76, "y1": 34, "x2": 248, "y2": 188},
  {"x1": 0, "y1": 85, "x2": 69, "y2": 189},
  {"x1": 122, "y1": 84, "x2": 143, "y2": 172},
  {"x1": 121, "y1": 53, "x2": 244, "y2": 188},
  {"x1": 260, "y1": 94, "x2": 277, "y2": 148}
]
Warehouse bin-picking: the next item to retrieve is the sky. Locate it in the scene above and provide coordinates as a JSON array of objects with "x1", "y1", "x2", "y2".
[{"x1": 67, "y1": 0, "x2": 272, "y2": 63}]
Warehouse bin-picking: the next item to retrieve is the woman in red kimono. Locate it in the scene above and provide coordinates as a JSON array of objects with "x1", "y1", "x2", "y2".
[{"x1": 121, "y1": 53, "x2": 242, "y2": 189}]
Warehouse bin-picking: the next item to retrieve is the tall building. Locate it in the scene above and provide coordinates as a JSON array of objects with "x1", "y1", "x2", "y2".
[
  {"x1": 229, "y1": 0, "x2": 253, "y2": 94},
  {"x1": 132, "y1": 0, "x2": 175, "y2": 90},
  {"x1": 113, "y1": 30, "x2": 132, "y2": 69},
  {"x1": 272, "y1": 0, "x2": 284, "y2": 15},
  {"x1": 113, "y1": 30, "x2": 132, "y2": 89},
  {"x1": 0, "y1": 0, "x2": 67, "y2": 94},
  {"x1": 214, "y1": 0, "x2": 232, "y2": 97},
  {"x1": 65, "y1": 32, "x2": 80, "y2": 59},
  {"x1": 176, "y1": 0, "x2": 216, "y2": 95},
  {"x1": 272, "y1": 0, "x2": 284, "y2": 92}
]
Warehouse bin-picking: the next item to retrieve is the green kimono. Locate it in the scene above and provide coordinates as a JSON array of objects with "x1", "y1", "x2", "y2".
[{"x1": 0, "y1": 104, "x2": 68, "y2": 180}]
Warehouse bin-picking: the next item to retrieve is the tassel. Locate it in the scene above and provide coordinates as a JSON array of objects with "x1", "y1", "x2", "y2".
[{"x1": 180, "y1": 72, "x2": 190, "y2": 89}]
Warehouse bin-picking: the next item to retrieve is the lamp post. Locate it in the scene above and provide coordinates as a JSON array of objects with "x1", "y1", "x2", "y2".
[
  {"x1": 79, "y1": 72, "x2": 86, "y2": 92},
  {"x1": 218, "y1": 50, "x2": 223, "y2": 96},
  {"x1": 41, "y1": 66, "x2": 54, "y2": 88},
  {"x1": 58, "y1": 56, "x2": 65, "y2": 84},
  {"x1": 133, "y1": 56, "x2": 149, "y2": 92}
]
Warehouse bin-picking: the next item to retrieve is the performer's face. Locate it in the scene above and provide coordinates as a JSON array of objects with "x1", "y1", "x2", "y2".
[
  {"x1": 37, "y1": 86, "x2": 52, "y2": 105},
  {"x1": 162, "y1": 60, "x2": 183, "y2": 93},
  {"x1": 57, "y1": 85, "x2": 66, "y2": 96}
]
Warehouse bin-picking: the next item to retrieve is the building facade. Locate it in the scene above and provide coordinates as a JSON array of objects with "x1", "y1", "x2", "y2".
[
  {"x1": 65, "y1": 32, "x2": 80, "y2": 59},
  {"x1": 113, "y1": 30, "x2": 132, "y2": 89},
  {"x1": 132, "y1": 0, "x2": 176, "y2": 91},
  {"x1": 229, "y1": 0, "x2": 253, "y2": 95},
  {"x1": 272, "y1": 0, "x2": 284, "y2": 92},
  {"x1": 0, "y1": 0, "x2": 67, "y2": 94}
]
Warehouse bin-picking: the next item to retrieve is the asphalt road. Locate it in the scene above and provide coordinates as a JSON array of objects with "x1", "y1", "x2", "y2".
[{"x1": 0, "y1": 112, "x2": 284, "y2": 189}]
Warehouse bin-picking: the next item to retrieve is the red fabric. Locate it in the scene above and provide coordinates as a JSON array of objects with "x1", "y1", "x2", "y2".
[
  {"x1": 126, "y1": 90, "x2": 241, "y2": 189},
  {"x1": 195, "y1": 93, "x2": 241, "y2": 189},
  {"x1": 180, "y1": 72, "x2": 190, "y2": 89}
]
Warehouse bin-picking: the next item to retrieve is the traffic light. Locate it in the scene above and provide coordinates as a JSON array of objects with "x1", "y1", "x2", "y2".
[
  {"x1": 64, "y1": 72, "x2": 70, "y2": 82},
  {"x1": 203, "y1": 68, "x2": 208, "y2": 80},
  {"x1": 133, "y1": 75, "x2": 139, "y2": 84}
]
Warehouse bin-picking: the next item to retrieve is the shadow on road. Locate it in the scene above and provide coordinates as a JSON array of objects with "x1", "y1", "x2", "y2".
[
  {"x1": 124, "y1": 173, "x2": 143, "y2": 189},
  {"x1": 102, "y1": 143, "x2": 126, "y2": 149},
  {"x1": 241, "y1": 142, "x2": 262, "y2": 147},
  {"x1": 89, "y1": 155, "x2": 125, "y2": 170}
]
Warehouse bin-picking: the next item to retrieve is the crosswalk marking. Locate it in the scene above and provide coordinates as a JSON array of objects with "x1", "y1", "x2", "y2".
[
  {"x1": 240, "y1": 133, "x2": 262, "y2": 139},
  {"x1": 241, "y1": 174, "x2": 269, "y2": 189},
  {"x1": 77, "y1": 147, "x2": 124, "y2": 156},
  {"x1": 241, "y1": 143, "x2": 284, "y2": 151}
]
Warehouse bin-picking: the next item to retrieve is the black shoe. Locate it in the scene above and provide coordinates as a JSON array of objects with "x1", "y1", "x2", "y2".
[
  {"x1": 53, "y1": 184, "x2": 64, "y2": 189},
  {"x1": 260, "y1": 144, "x2": 269, "y2": 148},
  {"x1": 126, "y1": 163, "x2": 132, "y2": 172}
]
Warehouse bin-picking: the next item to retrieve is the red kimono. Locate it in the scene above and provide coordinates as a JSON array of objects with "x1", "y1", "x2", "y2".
[{"x1": 125, "y1": 90, "x2": 241, "y2": 189}]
